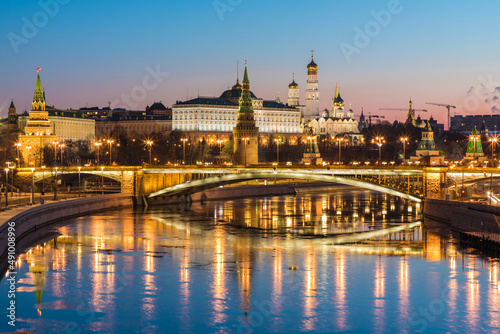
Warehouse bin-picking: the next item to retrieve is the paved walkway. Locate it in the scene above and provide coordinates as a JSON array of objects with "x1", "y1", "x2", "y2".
[{"x1": 0, "y1": 194, "x2": 98, "y2": 224}]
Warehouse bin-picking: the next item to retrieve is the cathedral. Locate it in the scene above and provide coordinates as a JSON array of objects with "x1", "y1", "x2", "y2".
[{"x1": 288, "y1": 53, "x2": 363, "y2": 146}]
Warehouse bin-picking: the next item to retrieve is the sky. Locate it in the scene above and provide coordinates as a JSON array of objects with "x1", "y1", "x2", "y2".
[{"x1": 1, "y1": 0, "x2": 500, "y2": 126}]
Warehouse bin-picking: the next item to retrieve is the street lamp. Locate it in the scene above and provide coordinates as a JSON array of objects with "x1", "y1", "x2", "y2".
[
  {"x1": 107, "y1": 139, "x2": 114, "y2": 165},
  {"x1": 243, "y1": 137, "x2": 249, "y2": 166},
  {"x1": 14, "y1": 143, "x2": 21, "y2": 167},
  {"x1": 400, "y1": 137, "x2": 409, "y2": 164},
  {"x1": 30, "y1": 167, "x2": 35, "y2": 205},
  {"x1": 95, "y1": 142, "x2": 102, "y2": 165},
  {"x1": 77, "y1": 166, "x2": 81, "y2": 197},
  {"x1": 54, "y1": 167, "x2": 58, "y2": 200},
  {"x1": 371, "y1": 136, "x2": 385, "y2": 165},
  {"x1": 336, "y1": 137, "x2": 344, "y2": 164},
  {"x1": 217, "y1": 139, "x2": 223, "y2": 165},
  {"x1": 60, "y1": 143, "x2": 65, "y2": 166},
  {"x1": 101, "y1": 166, "x2": 105, "y2": 195},
  {"x1": 52, "y1": 141, "x2": 58, "y2": 165},
  {"x1": 489, "y1": 137, "x2": 498, "y2": 162},
  {"x1": 4, "y1": 168, "x2": 9, "y2": 207},
  {"x1": 181, "y1": 138, "x2": 188, "y2": 164},
  {"x1": 274, "y1": 138, "x2": 282, "y2": 165},
  {"x1": 41, "y1": 165, "x2": 45, "y2": 195},
  {"x1": 146, "y1": 140, "x2": 153, "y2": 165}
]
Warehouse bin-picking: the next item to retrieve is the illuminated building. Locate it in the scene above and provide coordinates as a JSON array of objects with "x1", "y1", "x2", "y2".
[
  {"x1": 410, "y1": 120, "x2": 444, "y2": 165},
  {"x1": 233, "y1": 62, "x2": 259, "y2": 165},
  {"x1": 18, "y1": 68, "x2": 59, "y2": 166},
  {"x1": 310, "y1": 84, "x2": 363, "y2": 145}
]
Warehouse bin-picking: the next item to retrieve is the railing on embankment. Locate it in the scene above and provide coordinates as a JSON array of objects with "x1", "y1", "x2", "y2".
[
  {"x1": 0, "y1": 194, "x2": 134, "y2": 268},
  {"x1": 423, "y1": 198, "x2": 500, "y2": 234}
]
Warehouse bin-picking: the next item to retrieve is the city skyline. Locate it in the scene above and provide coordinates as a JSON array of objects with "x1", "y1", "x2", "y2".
[{"x1": 1, "y1": 0, "x2": 500, "y2": 125}]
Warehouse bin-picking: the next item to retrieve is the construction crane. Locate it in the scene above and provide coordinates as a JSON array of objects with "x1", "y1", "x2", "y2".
[
  {"x1": 425, "y1": 102, "x2": 456, "y2": 130},
  {"x1": 379, "y1": 107, "x2": 427, "y2": 113},
  {"x1": 367, "y1": 113, "x2": 385, "y2": 127}
]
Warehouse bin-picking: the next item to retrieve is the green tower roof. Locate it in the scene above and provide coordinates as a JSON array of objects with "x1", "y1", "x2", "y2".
[
  {"x1": 466, "y1": 126, "x2": 484, "y2": 155},
  {"x1": 33, "y1": 69, "x2": 45, "y2": 104}
]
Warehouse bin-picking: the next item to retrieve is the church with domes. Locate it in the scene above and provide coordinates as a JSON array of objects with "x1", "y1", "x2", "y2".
[{"x1": 287, "y1": 54, "x2": 363, "y2": 146}]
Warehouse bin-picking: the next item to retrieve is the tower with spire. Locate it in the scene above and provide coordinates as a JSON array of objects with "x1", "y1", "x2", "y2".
[
  {"x1": 405, "y1": 99, "x2": 417, "y2": 126},
  {"x1": 287, "y1": 73, "x2": 300, "y2": 107},
  {"x1": 18, "y1": 68, "x2": 58, "y2": 167},
  {"x1": 304, "y1": 51, "x2": 319, "y2": 121},
  {"x1": 233, "y1": 62, "x2": 259, "y2": 165},
  {"x1": 8, "y1": 99, "x2": 17, "y2": 130},
  {"x1": 332, "y1": 83, "x2": 345, "y2": 118}
]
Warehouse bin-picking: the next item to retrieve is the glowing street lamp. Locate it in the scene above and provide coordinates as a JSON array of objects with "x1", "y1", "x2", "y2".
[
  {"x1": 107, "y1": 139, "x2": 115, "y2": 165},
  {"x1": 59, "y1": 143, "x2": 65, "y2": 166},
  {"x1": 14, "y1": 143, "x2": 21, "y2": 167},
  {"x1": 336, "y1": 137, "x2": 344, "y2": 164},
  {"x1": 95, "y1": 142, "x2": 102, "y2": 165},
  {"x1": 77, "y1": 166, "x2": 81, "y2": 197},
  {"x1": 274, "y1": 138, "x2": 282, "y2": 164},
  {"x1": 371, "y1": 136, "x2": 385, "y2": 165},
  {"x1": 180, "y1": 138, "x2": 188, "y2": 164},
  {"x1": 400, "y1": 137, "x2": 409, "y2": 164},
  {"x1": 41, "y1": 165, "x2": 45, "y2": 195},
  {"x1": 101, "y1": 166, "x2": 105, "y2": 195},
  {"x1": 4, "y1": 168, "x2": 9, "y2": 206},
  {"x1": 489, "y1": 136, "x2": 498, "y2": 161},
  {"x1": 30, "y1": 167, "x2": 35, "y2": 205},
  {"x1": 243, "y1": 137, "x2": 250, "y2": 166},
  {"x1": 54, "y1": 167, "x2": 58, "y2": 200},
  {"x1": 145, "y1": 140, "x2": 153, "y2": 165}
]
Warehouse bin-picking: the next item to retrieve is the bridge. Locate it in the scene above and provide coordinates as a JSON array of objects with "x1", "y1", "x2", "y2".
[{"x1": 15, "y1": 165, "x2": 500, "y2": 205}]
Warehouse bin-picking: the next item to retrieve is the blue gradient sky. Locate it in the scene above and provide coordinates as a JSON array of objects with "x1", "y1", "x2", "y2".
[{"x1": 1, "y1": 0, "x2": 500, "y2": 125}]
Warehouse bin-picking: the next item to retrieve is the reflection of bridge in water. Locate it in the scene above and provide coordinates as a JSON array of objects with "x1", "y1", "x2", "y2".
[{"x1": 17, "y1": 166, "x2": 500, "y2": 204}]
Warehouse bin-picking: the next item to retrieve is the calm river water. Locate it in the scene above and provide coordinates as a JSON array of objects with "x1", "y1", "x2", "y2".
[{"x1": 1, "y1": 189, "x2": 499, "y2": 333}]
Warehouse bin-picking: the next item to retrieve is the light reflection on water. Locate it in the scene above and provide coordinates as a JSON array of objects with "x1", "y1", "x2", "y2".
[{"x1": 1, "y1": 189, "x2": 499, "y2": 333}]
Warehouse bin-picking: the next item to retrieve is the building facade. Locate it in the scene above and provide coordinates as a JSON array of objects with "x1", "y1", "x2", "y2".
[{"x1": 172, "y1": 80, "x2": 301, "y2": 135}]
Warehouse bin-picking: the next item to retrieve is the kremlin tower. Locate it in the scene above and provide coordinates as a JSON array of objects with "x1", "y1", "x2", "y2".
[
  {"x1": 233, "y1": 62, "x2": 259, "y2": 165},
  {"x1": 18, "y1": 68, "x2": 58, "y2": 167}
]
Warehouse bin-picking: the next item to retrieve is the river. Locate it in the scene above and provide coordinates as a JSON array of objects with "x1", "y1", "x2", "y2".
[{"x1": 1, "y1": 189, "x2": 499, "y2": 333}]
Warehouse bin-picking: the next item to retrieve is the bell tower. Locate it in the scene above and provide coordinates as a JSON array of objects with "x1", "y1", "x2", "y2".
[{"x1": 304, "y1": 51, "x2": 319, "y2": 121}]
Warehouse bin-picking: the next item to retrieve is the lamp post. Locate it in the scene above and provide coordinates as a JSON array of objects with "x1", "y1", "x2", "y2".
[
  {"x1": 52, "y1": 141, "x2": 58, "y2": 165},
  {"x1": 41, "y1": 165, "x2": 45, "y2": 195},
  {"x1": 101, "y1": 166, "x2": 104, "y2": 195},
  {"x1": 243, "y1": 137, "x2": 249, "y2": 166},
  {"x1": 146, "y1": 140, "x2": 153, "y2": 165},
  {"x1": 30, "y1": 167, "x2": 35, "y2": 205},
  {"x1": 181, "y1": 138, "x2": 188, "y2": 164},
  {"x1": 54, "y1": 167, "x2": 58, "y2": 200},
  {"x1": 95, "y1": 142, "x2": 102, "y2": 165},
  {"x1": 274, "y1": 138, "x2": 282, "y2": 165},
  {"x1": 217, "y1": 139, "x2": 223, "y2": 165},
  {"x1": 371, "y1": 136, "x2": 385, "y2": 165},
  {"x1": 400, "y1": 137, "x2": 408, "y2": 164},
  {"x1": 4, "y1": 168, "x2": 9, "y2": 207},
  {"x1": 107, "y1": 139, "x2": 114, "y2": 165},
  {"x1": 490, "y1": 137, "x2": 498, "y2": 162},
  {"x1": 15, "y1": 143, "x2": 21, "y2": 167},
  {"x1": 60, "y1": 143, "x2": 65, "y2": 166},
  {"x1": 78, "y1": 166, "x2": 81, "y2": 197},
  {"x1": 336, "y1": 137, "x2": 344, "y2": 164}
]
